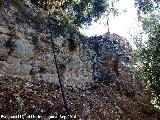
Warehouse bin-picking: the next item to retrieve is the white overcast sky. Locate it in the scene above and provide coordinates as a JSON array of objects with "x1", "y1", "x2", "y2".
[{"x1": 79, "y1": 0, "x2": 143, "y2": 46}]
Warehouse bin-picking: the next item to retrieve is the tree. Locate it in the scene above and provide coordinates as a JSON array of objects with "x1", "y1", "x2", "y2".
[
  {"x1": 31, "y1": 0, "x2": 108, "y2": 27},
  {"x1": 134, "y1": 0, "x2": 160, "y2": 20},
  {"x1": 134, "y1": 0, "x2": 160, "y2": 107}
]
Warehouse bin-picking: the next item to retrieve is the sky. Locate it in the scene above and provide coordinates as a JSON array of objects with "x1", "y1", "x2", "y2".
[{"x1": 79, "y1": 0, "x2": 143, "y2": 47}]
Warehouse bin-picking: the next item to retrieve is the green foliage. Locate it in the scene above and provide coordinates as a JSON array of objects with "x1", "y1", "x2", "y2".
[
  {"x1": 134, "y1": 0, "x2": 160, "y2": 107},
  {"x1": 142, "y1": 14, "x2": 160, "y2": 34},
  {"x1": 133, "y1": 13, "x2": 160, "y2": 107},
  {"x1": 135, "y1": 0, "x2": 154, "y2": 13},
  {"x1": 31, "y1": 0, "x2": 108, "y2": 27},
  {"x1": 134, "y1": 0, "x2": 160, "y2": 20}
]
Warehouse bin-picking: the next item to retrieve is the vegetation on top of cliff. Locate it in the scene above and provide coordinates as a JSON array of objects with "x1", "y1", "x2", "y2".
[{"x1": 30, "y1": 0, "x2": 109, "y2": 27}]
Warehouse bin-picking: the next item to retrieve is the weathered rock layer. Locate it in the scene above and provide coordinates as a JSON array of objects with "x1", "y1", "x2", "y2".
[{"x1": 0, "y1": 0, "x2": 159, "y2": 119}]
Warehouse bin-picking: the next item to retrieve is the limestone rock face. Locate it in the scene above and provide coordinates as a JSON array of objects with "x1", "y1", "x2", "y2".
[
  {"x1": 0, "y1": 1, "x2": 137, "y2": 96},
  {"x1": 1, "y1": 1, "x2": 159, "y2": 119},
  {"x1": 0, "y1": 0, "x2": 93, "y2": 88},
  {"x1": 0, "y1": 0, "x2": 133, "y2": 89},
  {"x1": 82, "y1": 33, "x2": 132, "y2": 81}
]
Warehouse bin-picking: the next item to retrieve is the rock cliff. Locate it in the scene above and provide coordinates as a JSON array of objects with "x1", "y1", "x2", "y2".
[{"x1": 0, "y1": 0, "x2": 159, "y2": 119}]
